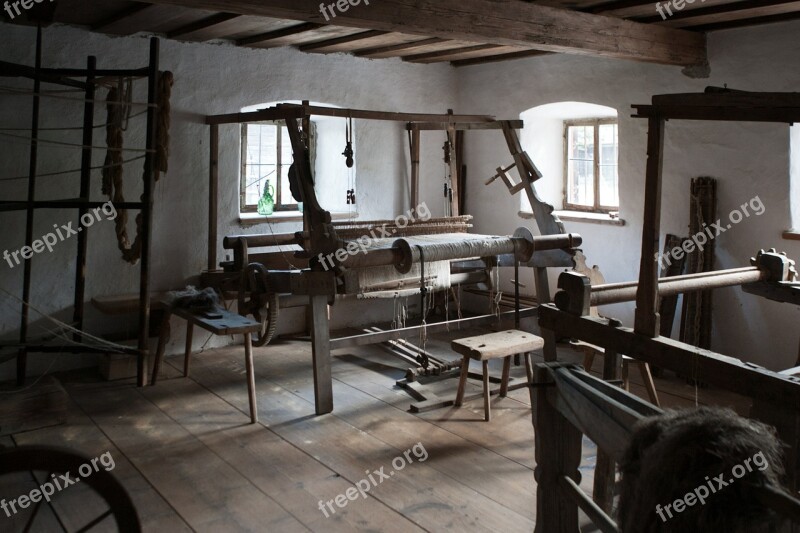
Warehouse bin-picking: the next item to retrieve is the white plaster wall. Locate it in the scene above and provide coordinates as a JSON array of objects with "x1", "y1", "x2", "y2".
[
  {"x1": 456, "y1": 20, "x2": 800, "y2": 370},
  {"x1": 0, "y1": 23, "x2": 455, "y2": 379},
  {"x1": 2, "y1": 19, "x2": 800, "y2": 379}
]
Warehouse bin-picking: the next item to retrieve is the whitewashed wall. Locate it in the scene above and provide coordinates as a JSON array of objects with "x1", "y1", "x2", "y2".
[
  {"x1": 457, "y1": 20, "x2": 800, "y2": 370},
  {"x1": 1, "y1": 19, "x2": 799, "y2": 380}
]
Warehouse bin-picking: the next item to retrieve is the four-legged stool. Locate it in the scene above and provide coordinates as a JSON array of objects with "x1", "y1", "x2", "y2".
[
  {"x1": 452, "y1": 330, "x2": 544, "y2": 421},
  {"x1": 151, "y1": 305, "x2": 263, "y2": 423}
]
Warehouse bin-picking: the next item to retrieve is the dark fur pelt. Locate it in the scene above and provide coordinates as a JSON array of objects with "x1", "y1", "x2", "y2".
[
  {"x1": 618, "y1": 406, "x2": 786, "y2": 533},
  {"x1": 166, "y1": 286, "x2": 221, "y2": 312}
]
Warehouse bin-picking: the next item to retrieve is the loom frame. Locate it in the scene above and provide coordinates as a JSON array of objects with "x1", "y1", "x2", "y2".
[
  {"x1": 531, "y1": 362, "x2": 800, "y2": 532},
  {"x1": 536, "y1": 87, "x2": 800, "y2": 525},
  {"x1": 0, "y1": 30, "x2": 161, "y2": 388},
  {"x1": 203, "y1": 102, "x2": 581, "y2": 414}
]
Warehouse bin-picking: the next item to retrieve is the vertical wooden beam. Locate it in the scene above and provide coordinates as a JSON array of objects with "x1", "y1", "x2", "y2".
[
  {"x1": 593, "y1": 337, "x2": 621, "y2": 513},
  {"x1": 73, "y1": 55, "x2": 96, "y2": 342},
  {"x1": 447, "y1": 118, "x2": 459, "y2": 216},
  {"x1": 533, "y1": 364, "x2": 582, "y2": 532},
  {"x1": 137, "y1": 37, "x2": 159, "y2": 387},
  {"x1": 208, "y1": 124, "x2": 219, "y2": 272},
  {"x1": 310, "y1": 294, "x2": 333, "y2": 415},
  {"x1": 634, "y1": 116, "x2": 665, "y2": 337},
  {"x1": 410, "y1": 125, "x2": 420, "y2": 208},
  {"x1": 18, "y1": 26, "x2": 42, "y2": 384},
  {"x1": 456, "y1": 129, "x2": 466, "y2": 212}
]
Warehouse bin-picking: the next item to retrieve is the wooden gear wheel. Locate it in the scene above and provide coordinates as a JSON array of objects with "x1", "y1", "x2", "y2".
[{"x1": 238, "y1": 263, "x2": 279, "y2": 347}]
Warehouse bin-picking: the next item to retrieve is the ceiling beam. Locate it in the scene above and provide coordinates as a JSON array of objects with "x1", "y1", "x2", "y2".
[
  {"x1": 140, "y1": 0, "x2": 707, "y2": 66},
  {"x1": 634, "y1": 0, "x2": 800, "y2": 24},
  {"x1": 451, "y1": 50, "x2": 555, "y2": 68},
  {"x1": 404, "y1": 44, "x2": 510, "y2": 64},
  {"x1": 685, "y1": 9, "x2": 800, "y2": 30},
  {"x1": 92, "y1": 3, "x2": 156, "y2": 33},
  {"x1": 299, "y1": 30, "x2": 389, "y2": 53},
  {"x1": 237, "y1": 22, "x2": 322, "y2": 46},
  {"x1": 168, "y1": 12, "x2": 240, "y2": 39},
  {"x1": 355, "y1": 38, "x2": 451, "y2": 58},
  {"x1": 587, "y1": 0, "x2": 655, "y2": 14}
]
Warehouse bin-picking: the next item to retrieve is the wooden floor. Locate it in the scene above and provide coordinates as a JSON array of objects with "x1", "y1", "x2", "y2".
[{"x1": 0, "y1": 326, "x2": 753, "y2": 532}]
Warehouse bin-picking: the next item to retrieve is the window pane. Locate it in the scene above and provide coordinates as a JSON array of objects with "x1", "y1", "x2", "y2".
[
  {"x1": 567, "y1": 125, "x2": 594, "y2": 207},
  {"x1": 244, "y1": 124, "x2": 278, "y2": 206},
  {"x1": 599, "y1": 123, "x2": 619, "y2": 207},
  {"x1": 280, "y1": 126, "x2": 295, "y2": 206}
]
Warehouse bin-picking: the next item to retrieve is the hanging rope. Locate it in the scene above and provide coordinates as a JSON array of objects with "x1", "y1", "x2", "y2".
[
  {"x1": 154, "y1": 71, "x2": 173, "y2": 178},
  {"x1": 101, "y1": 72, "x2": 173, "y2": 264}
]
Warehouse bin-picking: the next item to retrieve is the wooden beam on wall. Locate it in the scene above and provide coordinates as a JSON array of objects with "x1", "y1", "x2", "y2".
[{"x1": 142, "y1": 0, "x2": 708, "y2": 66}]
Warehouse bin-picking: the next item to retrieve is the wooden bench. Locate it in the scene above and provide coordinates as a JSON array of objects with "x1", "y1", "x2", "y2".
[
  {"x1": 151, "y1": 305, "x2": 263, "y2": 423},
  {"x1": 452, "y1": 330, "x2": 544, "y2": 421}
]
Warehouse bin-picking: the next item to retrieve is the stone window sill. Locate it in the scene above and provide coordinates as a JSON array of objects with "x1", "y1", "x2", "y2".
[
  {"x1": 239, "y1": 211, "x2": 357, "y2": 226},
  {"x1": 518, "y1": 210, "x2": 625, "y2": 226}
]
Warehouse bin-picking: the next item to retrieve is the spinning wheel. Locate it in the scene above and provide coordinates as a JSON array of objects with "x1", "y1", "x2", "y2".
[
  {"x1": 238, "y1": 263, "x2": 279, "y2": 347},
  {"x1": 0, "y1": 445, "x2": 140, "y2": 532}
]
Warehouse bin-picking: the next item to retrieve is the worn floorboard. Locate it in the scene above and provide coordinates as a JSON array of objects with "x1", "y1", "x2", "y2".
[{"x1": 0, "y1": 326, "x2": 751, "y2": 532}]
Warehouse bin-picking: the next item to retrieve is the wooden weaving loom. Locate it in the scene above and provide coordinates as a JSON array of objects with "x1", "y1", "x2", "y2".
[
  {"x1": 201, "y1": 102, "x2": 582, "y2": 415},
  {"x1": 535, "y1": 88, "x2": 800, "y2": 530}
]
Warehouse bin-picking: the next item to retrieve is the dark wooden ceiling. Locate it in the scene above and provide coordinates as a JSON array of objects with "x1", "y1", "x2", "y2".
[{"x1": 13, "y1": 0, "x2": 800, "y2": 67}]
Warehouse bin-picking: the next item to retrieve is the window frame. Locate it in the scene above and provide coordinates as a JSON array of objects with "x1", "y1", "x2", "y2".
[
  {"x1": 240, "y1": 121, "x2": 298, "y2": 214},
  {"x1": 563, "y1": 117, "x2": 619, "y2": 213}
]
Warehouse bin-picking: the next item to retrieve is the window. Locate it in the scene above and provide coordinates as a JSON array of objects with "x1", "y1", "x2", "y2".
[
  {"x1": 240, "y1": 121, "x2": 299, "y2": 213},
  {"x1": 564, "y1": 119, "x2": 619, "y2": 212}
]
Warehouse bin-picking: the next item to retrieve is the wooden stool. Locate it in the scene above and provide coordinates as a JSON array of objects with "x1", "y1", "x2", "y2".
[
  {"x1": 452, "y1": 330, "x2": 544, "y2": 421},
  {"x1": 151, "y1": 305, "x2": 263, "y2": 423},
  {"x1": 573, "y1": 340, "x2": 660, "y2": 407}
]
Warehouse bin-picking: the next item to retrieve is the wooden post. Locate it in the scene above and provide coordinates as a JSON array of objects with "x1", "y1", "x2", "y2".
[
  {"x1": 310, "y1": 295, "x2": 333, "y2": 414},
  {"x1": 533, "y1": 364, "x2": 582, "y2": 532},
  {"x1": 593, "y1": 335, "x2": 621, "y2": 513},
  {"x1": 410, "y1": 125, "x2": 420, "y2": 208},
  {"x1": 634, "y1": 116, "x2": 665, "y2": 337},
  {"x1": 137, "y1": 37, "x2": 159, "y2": 387},
  {"x1": 447, "y1": 120, "x2": 459, "y2": 216},
  {"x1": 18, "y1": 26, "x2": 43, "y2": 385},
  {"x1": 208, "y1": 124, "x2": 219, "y2": 272},
  {"x1": 73, "y1": 54, "x2": 96, "y2": 342}
]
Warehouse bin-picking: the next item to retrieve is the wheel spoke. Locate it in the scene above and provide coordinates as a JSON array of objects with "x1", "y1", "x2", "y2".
[
  {"x1": 74, "y1": 509, "x2": 113, "y2": 533},
  {"x1": 22, "y1": 496, "x2": 43, "y2": 533}
]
